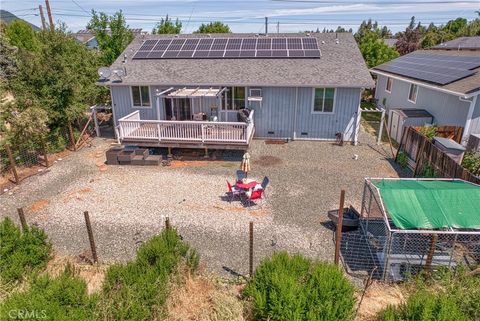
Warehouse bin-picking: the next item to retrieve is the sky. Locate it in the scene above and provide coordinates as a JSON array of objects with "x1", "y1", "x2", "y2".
[{"x1": 1, "y1": 0, "x2": 479, "y2": 34}]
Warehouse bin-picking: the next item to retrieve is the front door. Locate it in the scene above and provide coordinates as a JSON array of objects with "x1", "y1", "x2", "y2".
[{"x1": 165, "y1": 98, "x2": 191, "y2": 120}]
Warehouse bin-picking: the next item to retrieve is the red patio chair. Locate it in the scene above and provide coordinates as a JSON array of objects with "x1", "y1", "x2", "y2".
[
  {"x1": 226, "y1": 181, "x2": 243, "y2": 203},
  {"x1": 244, "y1": 188, "x2": 264, "y2": 208}
]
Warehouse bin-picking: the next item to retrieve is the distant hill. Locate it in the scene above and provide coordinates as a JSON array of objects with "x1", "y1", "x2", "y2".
[{"x1": 0, "y1": 10, "x2": 40, "y2": 31}]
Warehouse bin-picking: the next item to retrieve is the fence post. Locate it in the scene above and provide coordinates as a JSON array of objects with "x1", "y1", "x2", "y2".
[
  {"x1": 83, "y1": 211, "x2": 98, "y2": 263},
  {"x1": 395, "y1": 126, "x2": 408, "y2": 162},
  {"x1": 249, "y1": 221, "x2": 254, "y2": 277},
  {"x1": 5, "y1": 144, "x2": 19, "y2": 184},
  {"x1": 68, "y1": 122, "x2": 77, "y2": 152},
  {"x1": 17, "y1": 208, "x2": 28, "y2": 231},
  {"x1": 165, "y1": 216, "x2": 171, "y2": 230},
  {"x1": 425, "y1": 234, "x2": 438, "y2": 274},
  {"x1": 413, "y1": 137, "x2": 426, "y2": 177},
  {"x1": 334, "y1": 190, "x2": 346, "y2": 265},
  {"x1": 41, "y1": 138, "x2": 49, "y2": 168}
]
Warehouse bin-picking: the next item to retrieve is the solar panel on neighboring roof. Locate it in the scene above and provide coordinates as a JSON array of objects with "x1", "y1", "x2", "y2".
[
  {"x1": 132, "y1": 37, "x2": 321, "y2": 60},
  {"x1": 374, "y1": 52, "x2": 480, "y2": 85}
]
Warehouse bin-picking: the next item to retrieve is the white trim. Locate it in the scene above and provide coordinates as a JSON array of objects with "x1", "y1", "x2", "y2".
[
  {"x1": 407, "y1": 83, "x2": 418, "y2": 104},
  {"x1": 371, "y1": 69, "x2": 480, "y2": 98},
  {"x1": 385, "y1": 77, "x2": 393, "y2": 93},
  {"x1": 461, "y1": 95, "x2": 478, "y2": 145},
  {"x1": 130, "y1": 85, "x2": 152, "y2": 109},
  {"x1": 311, "y1": 87, "x2": 336, "y2": 114}
]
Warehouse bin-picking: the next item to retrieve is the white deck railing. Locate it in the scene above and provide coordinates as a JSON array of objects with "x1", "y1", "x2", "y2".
[{"x1": 118, "y1": 110, "x2": 254, "y2": 144}]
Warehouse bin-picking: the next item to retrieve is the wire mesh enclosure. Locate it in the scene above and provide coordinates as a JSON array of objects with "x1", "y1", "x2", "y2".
[{"x1": 340, "y1": 178, "x2": 480, "y2": 282}]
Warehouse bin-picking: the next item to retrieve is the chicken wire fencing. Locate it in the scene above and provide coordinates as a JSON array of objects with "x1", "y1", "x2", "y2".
[{"x1": 338, "y1": 179, "x2": 480, "y2": 282}]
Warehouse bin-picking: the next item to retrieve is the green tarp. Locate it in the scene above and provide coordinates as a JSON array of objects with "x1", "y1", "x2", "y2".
[{"x1": 372, "y1": 179, "x2": 480, "y2": 230}]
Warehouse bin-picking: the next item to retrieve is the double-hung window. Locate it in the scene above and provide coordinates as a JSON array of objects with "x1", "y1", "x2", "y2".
[
  {"x1": 408, "y1": 84, "x2": 418, "y2": 103},
  {"x1": 385, "y1": 77, "x2": 393, "y2": 93},
  {"x1": 131, "y1": 86, "x2": 151, "y2": 108},
  {"x1": 312, "y1": 88, "x2": 335, "y2": 113}
]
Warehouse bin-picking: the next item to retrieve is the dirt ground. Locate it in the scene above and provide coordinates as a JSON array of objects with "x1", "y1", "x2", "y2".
[{"x1": 0, "y1": 129, "x2": 408, "y2": 280}]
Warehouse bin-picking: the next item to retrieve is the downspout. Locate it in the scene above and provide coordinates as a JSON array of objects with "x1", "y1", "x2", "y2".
[
  {"x1": 292, "y1": 87, "x2": 299, "y2": 140},
  {"x1": 109, "y1": 86, "x2": 119, "y2": 141},
  {"x1": 460, "y1": 94, "x2": 478, "y2": 145},
  {"x1": 354, "y1": 89, "x2": 363, "y2": 145}
]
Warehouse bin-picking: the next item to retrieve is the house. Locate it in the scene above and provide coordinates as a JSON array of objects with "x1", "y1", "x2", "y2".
[
  {"x1": 371, "y1": 37, "x2": 480, "y2": 145},
  {"x1": 74, "y1": 28, "x2": 143, "y2": 49},
  {"x1": 98, "y1": 33, "x2": 373, "y2": 150}
]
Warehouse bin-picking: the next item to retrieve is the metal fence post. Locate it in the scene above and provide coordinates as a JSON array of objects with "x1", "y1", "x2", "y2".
[
  {"x1": 334, "y1": 190, "x2": 346, "y2": 265},
  {"x1": 83, "y1": 211, "x2": 98, "y2": 263},
  {"x1": 17, "y1": 208, "x2": 28, "y2": 231},
  {"x1": 5, "y1": 144, "x2": 19, "y2": 184},
  {"x1": 382, "y1": 232, "x2": 393, "y2": 281},
  {"x1": 165, "y1": 216, "x2": 171, "y2": 230}
]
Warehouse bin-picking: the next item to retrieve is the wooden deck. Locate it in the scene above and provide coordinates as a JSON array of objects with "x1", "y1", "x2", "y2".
[{"x1": 117, "y1": 111, "x2": 254, "y2": 150}]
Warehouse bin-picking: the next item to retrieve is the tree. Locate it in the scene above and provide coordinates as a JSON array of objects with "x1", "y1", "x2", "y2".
[
  {"x1": 358, "y1": 31, "x2": 399, "y2": 68},
  {"x1": 4, "y1": 20, "x2": 40, "y2": 52},
  {"x1": 395, "y1": 16, "x2": 422, "y2": 55},
  {"x1": 194, "y1": 21, "x2": 231, "y2": 34},
  {"x1": 0, "y1": 36, "x2": 18, "y2": 86},
  {"x1": 152, "y1": 15, "x2": 182, "y2": 34},
  {"x1": 87, "y1": 10, "x2": 134, "y2": 65}
]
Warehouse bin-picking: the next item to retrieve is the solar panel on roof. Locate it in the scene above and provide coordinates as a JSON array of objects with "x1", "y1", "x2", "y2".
[
  {"x1": 374, "y1": 52, "x2": 479, "y2": 85},
  {"x1": 132, "y1": 37, "x2": 321, "y2": 60}
]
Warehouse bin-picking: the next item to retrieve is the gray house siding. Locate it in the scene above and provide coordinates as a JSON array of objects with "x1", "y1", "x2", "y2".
[
  {"x1": 470, "y1": 97, "x2": 480, "y2": 135},
  {"x1": 111, "y1": 85, "x2": 361, "y2": 141},
  {"x1": 375, "y1": 75, "x2": 470, "y2": 127}
]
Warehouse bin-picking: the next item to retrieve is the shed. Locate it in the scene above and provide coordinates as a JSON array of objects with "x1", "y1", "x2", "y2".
[
  {"x1": 433, "y1": 136, "x2": 466, "y2": 163},
  {"x1": 388, "y1": 109, "x2": 433, "y2": 143}
]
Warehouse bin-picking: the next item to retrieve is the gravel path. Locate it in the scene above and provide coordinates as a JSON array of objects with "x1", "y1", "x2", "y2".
[{"x1": 0, "y1": 129, "x2": 408, "y2": 277}]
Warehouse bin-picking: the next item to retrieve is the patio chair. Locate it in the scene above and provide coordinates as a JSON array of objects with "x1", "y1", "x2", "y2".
[
  {"x1": 260, "y1": 176, "x2": 270, "y2": 197},
  {"x1": 226, "y1": 181, "x2": 243, "y2": 203},
  {"x1": 244, "y1": 188, "x2": 264, "y2": 208},
  {"x1": 236, "y1": 170, "x2": 247, "y2": 182}
]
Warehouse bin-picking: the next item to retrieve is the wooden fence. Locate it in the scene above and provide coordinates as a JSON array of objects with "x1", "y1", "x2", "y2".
[{"x1": 397, "y1": 126, "x2": 480, "y2": 185}]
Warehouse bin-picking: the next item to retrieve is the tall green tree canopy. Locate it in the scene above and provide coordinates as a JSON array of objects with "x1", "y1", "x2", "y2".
[
  {"x1": 194, "y1": 22, "x2": 231, "y2": 34},
  {"x1": 4, "y1": 20, "x2": 40, "y2": 52},
  {"x1": 152, "y1": 15, "x2": 182, "y2": 34},
  {"x1": 87, "y1": 10, "x2": 134, "y2": 65},
  {"x1": 358, "y1": 31, "x2": 399, "y2": 68},
  {"x1": 396, "y1": 16, "x2": 422, "y2": 55}
]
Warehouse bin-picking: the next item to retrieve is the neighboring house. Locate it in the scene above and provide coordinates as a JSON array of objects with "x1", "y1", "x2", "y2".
[
  {"x1": 371, "y1": 38, "x2": 480, "y2": 145},
  {"x1": 432, "y1": 36, "x2": 480, "y2": 51},
  {"x1": 98, "y1": 33, "x2": 373, "y2": 150},
  {"x1": 74, "y1": 28, "x2": 143, "y2": 49}
]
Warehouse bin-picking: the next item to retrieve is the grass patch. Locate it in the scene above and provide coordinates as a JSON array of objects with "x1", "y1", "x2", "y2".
[
  {"x1": 245, "y1": 252, "x2": 355, "y2": 321},
  {"x1": 0, "y1": 217, "x2": 52, "y2": 284}
]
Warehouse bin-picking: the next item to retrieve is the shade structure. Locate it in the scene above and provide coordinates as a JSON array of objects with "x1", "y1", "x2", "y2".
[
  {"x1": 241, "y1": 152, "x2": 251, "y2": 174},
  {"x1": 166, "y1": 87, "x2": 223, "y2": 98},
  {"x1": 372, "y1": 179, "x2": 480, "y2": 230}
]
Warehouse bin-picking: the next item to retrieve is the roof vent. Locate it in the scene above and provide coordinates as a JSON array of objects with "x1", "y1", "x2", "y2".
[
  {"x1": 207, "y1": 34, "x2": 212, "y2": 38},
  {"x1": 321, "y1": 40, "x2": 325, "y2": 44},
  {"x1": 255, "y1": 34, "x2": 259, "y2": 37},
  {"x1": 335, "y1": 38, "x2": 339, "y2": 44},
  {"x1": 306, "y1": 33, "x2": 310, "y2": 36},
  {"x1": 123, "y1": 54, "x2": 128, "y2": 64}
]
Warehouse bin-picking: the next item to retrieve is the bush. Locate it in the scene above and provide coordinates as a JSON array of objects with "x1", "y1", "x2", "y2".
[
  {"x1": 0, "y1": 265, "x2": 97, "y2": 321},
  {"x1": 244, "y1": 252, "x2": 355, "y2": 321},
  {"x1": 417, "y1": 125, "x2": 438, "y2": 140},
  {"x1": 462, "y1": 152, "x2": 480, "y2": 176},
  {"x1": 396, "y1": 151, "x2": 408, "y2": 168},
  {"x1": 0, "y1": 218, "x2": 52, "y2": 283},
  {"x1": 98, "y1": 228, "x2": 199, "y2": 321}
]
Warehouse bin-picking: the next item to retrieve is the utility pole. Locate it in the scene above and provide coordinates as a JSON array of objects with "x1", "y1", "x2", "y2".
[
  {"x1": 39, "y1": 5, "x2": 47, "y2": 30},
  {"x1": 45, "y1": 0, "x2": 54, "y2": 31},
  {"x1": 265, "y1": 17, "x2": 268, "y2": 35}
]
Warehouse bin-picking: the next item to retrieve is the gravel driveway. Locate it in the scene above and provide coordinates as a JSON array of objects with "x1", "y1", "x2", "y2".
[{"x1": 0, "y1": 129, "x2": 408, "y2": 277}]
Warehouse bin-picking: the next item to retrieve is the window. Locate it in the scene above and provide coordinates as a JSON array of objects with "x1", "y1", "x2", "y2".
[
  {"x1": 408, "y1": 84, "x2": 418, "y2": 103},
  {"x1": 312, "y1": 88, "x2": 335, "y2": 113},
  {"x1": 131, "y1": 86, "x2": 151, "y2": 107},
  {"x1": 223, "y1": 87, "x2": 246, "y2": 110},
  {"x1": 385, "y1": 77, "x2": 393, "y2": 93}
]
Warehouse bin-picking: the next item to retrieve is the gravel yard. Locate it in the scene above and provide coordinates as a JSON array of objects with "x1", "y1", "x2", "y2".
[{"x1": 0, "y1": 128, "x2": 408, "y2": 277}]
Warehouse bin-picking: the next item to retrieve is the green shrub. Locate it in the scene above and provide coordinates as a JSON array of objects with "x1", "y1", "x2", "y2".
[
  {"x1": 98, "y1": 228, "x2": 199, "y2": 321},
  {"x1": 462, "y1": 152, "x2": 480, "y2": 176},
  {"x1": 244, "y1": 252, "x2": 355, "y2": 321},
  {"x1": 46, "y1": 127, "x2": 68, "y2": 153},
  {"x1": 0, "y1": 218, "x2": 52, "y2": 283},
  {"x1": 419, "y1": 163, "x2": 436, "y2": 178},
  {"x1": 0, "y1": 265, "x2": 97, "y2": 321},
  {"x1": 417, "y1": 125, "x2": 438, "y2": 140},
  {"x1": 396, "y1": 151, "x2": 409, "y2": 168}
]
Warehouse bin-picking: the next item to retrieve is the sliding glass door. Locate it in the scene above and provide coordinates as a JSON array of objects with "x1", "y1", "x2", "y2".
[{"x1": 165, "y1": 98, "x2": 191, "y2": 121}]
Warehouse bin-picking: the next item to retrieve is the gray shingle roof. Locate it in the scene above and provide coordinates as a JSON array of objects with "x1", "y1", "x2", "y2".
[
  {"x1": 101, "y1": 33, "x2": 374, "y2": 88},
  {"x1": 432, "y1": 36, "x2": 480, "y2": 51}
]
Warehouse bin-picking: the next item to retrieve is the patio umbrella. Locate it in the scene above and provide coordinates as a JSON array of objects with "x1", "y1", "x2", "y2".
[{"x1": 241, "y1": 152, "x2": 251, "y2": 177}]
